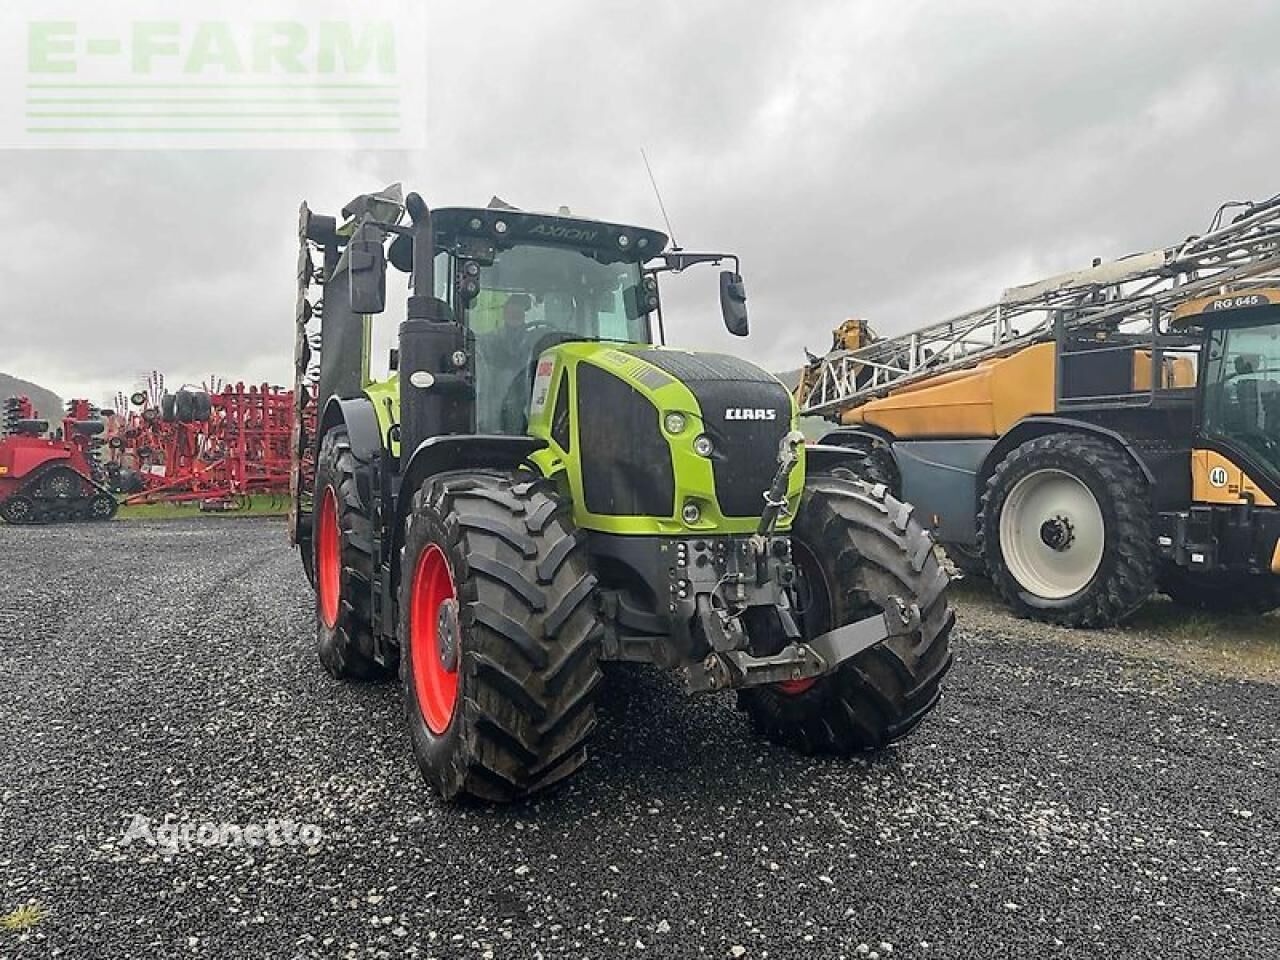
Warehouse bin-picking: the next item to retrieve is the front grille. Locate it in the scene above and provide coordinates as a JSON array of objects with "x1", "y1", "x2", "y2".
[
  {"x1": 635, "y1": 351, "x2": 790, "y2": 518},
  {"x1": 577, "y1": 363, "x2": 675, "y2": 517},
  {"x1": 694, "y1": 380, "x2": 791, "y2": 516}
]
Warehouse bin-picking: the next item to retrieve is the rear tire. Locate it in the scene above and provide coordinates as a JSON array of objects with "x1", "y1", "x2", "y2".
[
  {"x1": 298, "y1": 533, "x2": 316, "y2": 587},
  {"x1": 399, "y1": 472, "x2": 603, "y2": 802},
  {"x1": 943, "y1": 542, "x2": 987, "y2": 579},
  {"x1": 858, "y1": 446, "x2": 901, "y2": 496},
  {"x1": 312, "y1": 427, "x2": 392, "y2": 682},
  {"x1": 1158, "y1": 563, "x2": 1280, "y2": 615},
  {"x1": 738, "y1": 475, "x2": 954, "y2": 753},
  {"x1": 980, "y1": 433, "x2": 1154, "y2": 627}
]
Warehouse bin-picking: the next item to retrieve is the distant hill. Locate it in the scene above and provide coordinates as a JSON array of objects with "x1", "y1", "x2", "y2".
[{"x1": 0, "y1": 372, "x2": 64, "y2": 422}]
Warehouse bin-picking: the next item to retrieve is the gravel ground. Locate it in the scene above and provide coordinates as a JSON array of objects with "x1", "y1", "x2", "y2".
[{"x1": 1, "y1": 518, "x2": 1277, "y2": 959}]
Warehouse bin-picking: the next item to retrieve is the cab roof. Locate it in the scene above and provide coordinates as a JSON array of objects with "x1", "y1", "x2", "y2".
[
  {"x1": 1171, "y1": 287, "x2": 1280, "y2": 326},
  {"x1": 388, "y1": 205, "x2": 669, "y2": 272}
]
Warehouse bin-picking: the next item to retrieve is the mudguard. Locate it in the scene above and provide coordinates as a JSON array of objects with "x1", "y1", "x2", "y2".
[{"x1": 319, "y1": 396, "x2": 384, "y2": 463}]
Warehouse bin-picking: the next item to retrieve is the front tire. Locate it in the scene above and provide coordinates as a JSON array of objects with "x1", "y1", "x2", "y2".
[
  {"x1": 980, "y1": 433, "x2": 1154, "y2": 627},
  {"x1": 399, "y1": 472, "x2": 603, "y2": 802},
  {"x1": 312, "y1": 427, "x2": 391, "y2": 682},
  {"x1": 738, "y1": 475, "x2": 954, "y2": 753}
]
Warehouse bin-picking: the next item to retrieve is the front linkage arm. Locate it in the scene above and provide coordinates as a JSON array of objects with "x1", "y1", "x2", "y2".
[
  {"x1": 684, "y1": 429, "x2": 922, "y2": 693},
  {"x1": 685, "y1": 598, "x2": 921, "y2": 694}
]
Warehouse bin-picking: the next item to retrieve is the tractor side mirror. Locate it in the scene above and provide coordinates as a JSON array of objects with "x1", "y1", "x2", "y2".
[
  {"x1": 349, "y1": 237, "x2": 387, "y2": 315},
  {"x1": 720, "y1": 270, "x2": 749, "y2": 336}
]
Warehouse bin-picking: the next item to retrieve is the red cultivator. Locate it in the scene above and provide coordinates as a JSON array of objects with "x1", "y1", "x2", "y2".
[
  {"x1": 0, "y1": 396, "x2": 117, "y2": 525},
  {"x1": 109, "y1": 381, "x2": 302, "y2": 506}
]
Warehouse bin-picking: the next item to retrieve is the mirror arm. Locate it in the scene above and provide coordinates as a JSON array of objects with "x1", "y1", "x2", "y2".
[{"x1": 647, "y1": 251, "x2": 738, "y2": 275}]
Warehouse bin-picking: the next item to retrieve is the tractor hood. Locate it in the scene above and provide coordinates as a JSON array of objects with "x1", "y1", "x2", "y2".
[{"x1": 525, "y1": 343, "x2": 803, "y2": 536}]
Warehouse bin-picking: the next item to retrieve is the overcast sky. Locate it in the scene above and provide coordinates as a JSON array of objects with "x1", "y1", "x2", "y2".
[{"x1": 4, "y1": 0, "x2": 1280, "y2": 404}]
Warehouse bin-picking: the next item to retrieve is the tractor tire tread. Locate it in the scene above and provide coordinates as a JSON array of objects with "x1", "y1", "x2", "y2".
[
  {"x1": 738, "y1": 475, "x2": 954, "y2": 753},
  {"x1": 401, "y1": 471, "x2": 602, "y2": 802},
  {"x1": 979, "y1": 433, "x2": 1154, "y2": 628},
  {"x1": 314, "y1": 428, "x2": 391, "y2": 682}
]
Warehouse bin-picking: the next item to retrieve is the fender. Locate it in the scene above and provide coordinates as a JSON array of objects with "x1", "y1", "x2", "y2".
[
  {"x1": 319, "y1": 396, "x2": 384, "y2": 463},
  {"x1": 4, "y1": 440, "x2": 72, "y2": 480},
  {"x1": 804, "y1": 443, "x2": 864, "y2": 477},
  {"x1": 814, "y1": 425, "x2": 899, "y2": 477},
  {"x1": 392, "y1": 435, "x2": 548, "y2": 575},
  {"x1": 819, "y1": 425, "x2": 896, "y2": 451},
  {"x1": 979, "y1": 416, "x2": 1157, "y2": 489}
]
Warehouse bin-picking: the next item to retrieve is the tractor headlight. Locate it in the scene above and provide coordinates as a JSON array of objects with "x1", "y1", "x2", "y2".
[
  {"x1": 693, "y1": 434, "x2": 714, "y2": 457},
  {"x1": 681, "y1": 501, "x2": 701, "y2": 524},
  {"x1": 664, "y1": 412, "x2": 687, "y2": 434}
]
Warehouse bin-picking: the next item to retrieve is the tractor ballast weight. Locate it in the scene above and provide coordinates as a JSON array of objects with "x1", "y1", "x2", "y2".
[{"x1": 291, "y1": 186, "x2": 953, "y2": 801}]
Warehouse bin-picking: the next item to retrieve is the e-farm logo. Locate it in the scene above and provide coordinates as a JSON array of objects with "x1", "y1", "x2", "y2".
[{"x1": 1, "y1": 1, "x2": 425, "y2": 149}]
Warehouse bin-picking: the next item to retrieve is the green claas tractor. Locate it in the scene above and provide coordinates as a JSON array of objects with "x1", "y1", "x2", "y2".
[{"x1": 291, "y1": 185, "x2": 954, "y2": 801}]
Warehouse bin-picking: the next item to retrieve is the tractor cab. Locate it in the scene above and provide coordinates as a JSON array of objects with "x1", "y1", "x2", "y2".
[
  {"x1": 388, "y1": 204, "x2": 668, "y2": 434},
  {"x1": 1173, "y1": 290, "x2": 1280, "y2": 494}
]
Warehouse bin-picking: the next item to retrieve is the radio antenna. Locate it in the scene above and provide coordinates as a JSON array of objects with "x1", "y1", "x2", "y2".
[{"x1": 640, "y1": 147, "x2": 679, "y2": 250}]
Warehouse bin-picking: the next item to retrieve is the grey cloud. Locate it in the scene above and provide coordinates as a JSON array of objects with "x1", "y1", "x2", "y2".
[{"x1": 4, "y1": 0, "x2": 1279, "y2": 399}]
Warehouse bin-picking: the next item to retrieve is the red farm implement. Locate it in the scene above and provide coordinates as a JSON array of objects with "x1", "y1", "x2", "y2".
[
  {"x1": 111, "y1": 381, "x2": 304, "y2": 506},
  {"x1": 0, "y1": 396, "x2": 118, "y2": 525}
]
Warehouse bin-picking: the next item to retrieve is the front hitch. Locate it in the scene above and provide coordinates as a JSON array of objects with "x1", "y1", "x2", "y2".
[{"x1": 683, "y1": 596, "x2": 920, "y2": 693}]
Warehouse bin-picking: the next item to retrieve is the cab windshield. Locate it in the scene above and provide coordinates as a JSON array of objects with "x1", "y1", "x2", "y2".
[
  {"x1": 1202, "y1": 319, "x2": 1280, "y2": 480},
  {"x1": 467, "y1": 244, "x2": 650, "y2": 433}
]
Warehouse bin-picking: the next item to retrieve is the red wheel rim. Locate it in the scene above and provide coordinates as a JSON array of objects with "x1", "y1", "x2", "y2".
[
  {"x1": 775, "y1": 539, "x2": 826, "y2": 696},
  {"x1": 315, "y1": 489, "x2": 341, "y2": 629},
  {"x1": 410, "y1": 544, "x2": 459, "y2": 735},
  {"x1": 776, "y1": 676, "x2": 817, "y2": 695}
]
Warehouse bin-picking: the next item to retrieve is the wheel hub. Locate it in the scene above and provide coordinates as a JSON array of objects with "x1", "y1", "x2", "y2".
[
  {"x1": 47, "y1": 473, "x2": 75, "y2": 498},
  {"x1": 999, "y1": 468, "x2": 1106, "y2": 601},
  {"x1": 2, "y1": 497, "x2": 32, "y2": 522},
  {"x1": 436, "y1": 598, "x2": 460, "y2": 672},
  {"x1": 1039, "y1": 515, "x2": 1075, "y2": 552}
]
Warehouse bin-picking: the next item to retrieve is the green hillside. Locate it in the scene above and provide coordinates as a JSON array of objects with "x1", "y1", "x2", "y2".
[{"x1": 0, "y1": 372, "x2": 64, "y2": 422}]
